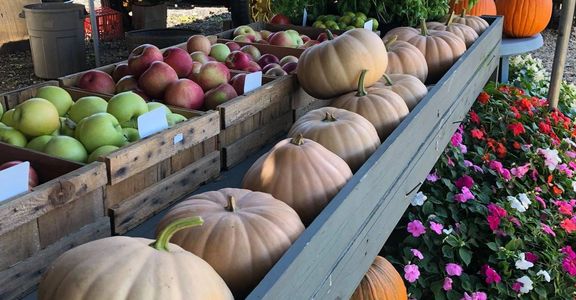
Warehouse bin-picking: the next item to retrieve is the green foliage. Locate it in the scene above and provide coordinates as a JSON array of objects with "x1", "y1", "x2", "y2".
[{"x1": 337, "y1": 0, "x2": 450, "y2": 26}]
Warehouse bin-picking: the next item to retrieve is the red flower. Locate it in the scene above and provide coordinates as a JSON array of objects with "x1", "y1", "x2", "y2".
[
  {"x1": 510, "y1": 106, "x2": 521, "y2": 119},
  {"x1": 538, "y1": 121, "x2": 552, "y2": 135},
  {"x1": 560, "y1": 218, "x2": 576, "y2": 233},
  {"x1": 516, "y1": 98, "x2": 534, "y2": 115},
  {"x1": 469, "y1": 111, "x2": 480, "y2": 124},
  {"x1": 508, "y1": 123, "x2": 525, "y2": 136},
  {"x1": 553, "y1": 186, "x2": 563, "y2": 196},
  {"x1": 495, "y1": 143, "x2": 507, "y2": 159},
  {"x1": 471, "y1": 128, "x2": 484, "y2": 140},
  {"x1": 477, "y1": 92, "x2": 490, "y2": 104},
  {"x1": 513, "y1": 141, "x2": 522, "y2": 150}
]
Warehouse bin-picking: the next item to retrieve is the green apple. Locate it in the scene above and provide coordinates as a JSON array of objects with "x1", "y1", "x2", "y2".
[
  {"x1": 43, "y1": 135, "x2": 88, "y2": 163},
  {"x1": 75, "y1": 112, "x2": 128, "y2": 152},
  {"x1": 312, "y1": 21, "x2": 324, "y2": 28},
  {"x1": 59, "y1": 117, "x2": 76, "y2": 137},
  {"x1": 355, "y1": 12, "x2": 368, "y2": 20},
  {"x1": 107, "y1": 91, "x2": 148, "y2": 128},
  {"x1": 147, "y1": 102, "x2": 171, "y2": 115},
  {"x1": 353, "y1": 17, "x2": 366, "y2": 28},
  {"x1": 368, "y1": 18, "x2": 379, "y2": 31},
  {"x1": 339, "y1": 15, "x2": 352, "y2": 25},
  {"x1": 346, "y1": 25, "x2": 356, "y2": 30},
  {"x1": 26, "y1": 135, "x2": 53, "y2": 152},
  {"x1": 68, "y1": 96, "x2": 108, "y2": 123},
  {"x1": 167, "y1": 113, "x2": 187, "y2": 127},
  {"x1": 0, "y1": 126, "x2": 27, "y2": 147},
  {"x1": 209, "y1": 43, "x2": 231, "y2": 62},
  {"x1": 285, "y1": 30, "x2": 303, "y2": 46},
  {"x1": 122, "y1": 127, "x2": 140, "y2": 142},
  {"x1": 344, "y1": 11, "x2": 356, "y2": 18},
  {"x1": 35, "y1": 86, "x2": 73, "y2": 117},
  {"x1": 2, "y1": 109, "x2": 16, "y2": 127},
  {"x1": 12, "y1": 98, "x2": 60, "y2": 137},
  {"x1": 0, "y1": 101, "x2": 3, "y2": 120},
  {"x1": 317, "y1": 15, "x2": 328, "y2": 22},
  {"x1": 87, "y1": 145, "x2": 119, "y2": 163}
]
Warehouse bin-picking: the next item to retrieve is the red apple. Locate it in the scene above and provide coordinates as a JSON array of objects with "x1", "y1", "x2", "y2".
[
  {"x1": 190, "y1": 51, "x2": 212, "y2": 64},
  {"x1": 240, "y1": 45, "x2": 261, "y2": 61},
  {"x1": 77, "y1": 70, "x2": 116, "y2": 94},
  {"x1": 233, "y1": 35, "x2": 255, "y2": 43},
  {"x1": 0, "y1": 160, "x2": 39, "y2": 189},
  {"x1": 226, "y1": 41, "x2": 241, "y2": 51},
  {"x1": 163, "y1": 47, "x2": 194, "y2": 78},
  {"x1": 204, "y1": 83, "x2": 238, "y2": 110},
  {"x1": 186, "y1": 35, "x2": 212, "y2": 55},
  {"x1": 317, "y1": 32, "x2": 338, "y2": 42},
  {"x1": 269, "y1": 31, "x2": 295, "y2": 47},
  {"x1": 164, "y1": 79, "x2": 205, "y2": 110},
  {"x1": 187, "y1": 61, "x2": 203, "y2": 82},
  {"x1": 282, "y1": 62, "x2": 298, "y2": 74},
  {"x1": 260, "y1": 30, "x2": 273, "y2": 41},
  {"x1": 265, "y1": 66, "x2": 288, "y2": 77},
  {"x1": 269, "y1": 14, "x2": 291, "y2": 25},
  {"x1": 128, "y1": 44, "x2": 163, "y2": 77},
  {"x1": 115, "y1": 75, "x2": 139, "y2": 93},
  {"x1": 242, "y1": 61, "x2": 262, "y2": 72},
  {"x1": 112, "y1": 63, "x2": 130, "y2": 82},
  {"x1": 252, "y1": 32, "x2": 263, "y2": 42},
  {"x1": 196, "y1": 61, "x2": 231, "y2": 91},
  {"x1": 138, "y1": 61, "x2": 179, "y2": 99},
  {"x1": 257, "y1": 53, "x2": 280, "y2": 68},
  {"x1": 262, "y1": 63, "x2": 282, "y2": 74},
  {"x1": 300, "y1": 35, "x2": 311, "y2": 43},
  {"x1": 229, "y1": 73, "x2": 246, "y2": 95},
  {"x1": 279, "y1": 55, "x2": 299, "y2": 66},
  {"x1": 301, "y1": 39, "x2": 320, "y2": 48},
  {"x1": 225, "y1": 51, "x2": 252, "y2": 70}
]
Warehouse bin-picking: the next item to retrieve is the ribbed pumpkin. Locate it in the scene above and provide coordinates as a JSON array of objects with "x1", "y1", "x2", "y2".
[
  {"x1": 373, "y1": 74, "x2": 428, "y2": 111},
  {"x1": 296, "y1": 28, "x2": 388, "y2": 99},
  {"x1": 288, "y1": 107, "x2": 380, "y2": 172},
  {"x1": 156, "y1": 188, "x2": 304, "y2": 297},
  {"x1": 331, "y1": 70, "x2": 409, "y2": 140},
  {"x1": 495, "y1": 0, "x2": 552, "y2": 38},
  {"x1": 451, "y1": 12, "x2": 490, "y2": 34},
  {"x1": 38, "y1": 217, "x2": 233, "y2": 300},
  {"x1": 242, "y1": 136, "x2": 353, "y2": 224},
  {"x1": 384, "y1": 36, "x2": 428, "y2": 83},
  {"x1": 382, "y1": 27, "x2": 420, "y2": 43},
  {"x1": 452, "y1": 0, "x2": 497, "y2": 16},
  {"x1": 350, "y1": 256, "x2": 407, "y2": 300},
  {"x1": 427, "y1": 13, "x2": 479, "y2": 48}
]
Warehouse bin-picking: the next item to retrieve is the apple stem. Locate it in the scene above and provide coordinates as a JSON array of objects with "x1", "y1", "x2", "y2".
[
  {"x1": 322, "y1": 112, "x2": 337, "y2": 122},
  {"x1": 383, "y1": 74, "x2": 394, "y2": 86},
  {"x1": 226, "y1": 196, "x2": 238, "y2": 212},
  {"x1": 384, "y1": 35, "x2": 398, "y2": 48},
  {"x1": 355, "y1": 69, "x2": 369, "y2": 97},
  {"x1": 291, "y1": 133, "x2": 305, "y2": 146},
  {"x1": 152, "y1": 216, "x2": 203, "y2": 251},
  {"x1": 420, "y1": 19, "x2": 429, "y2": 36},
  {"x1": 326, "y1": 29, "x2": 335, "y2": 40}
]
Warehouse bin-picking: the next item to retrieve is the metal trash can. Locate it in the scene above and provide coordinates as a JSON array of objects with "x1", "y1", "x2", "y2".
[{"x1": 21, "y1": 3, "x2": 86, "y2": 79}]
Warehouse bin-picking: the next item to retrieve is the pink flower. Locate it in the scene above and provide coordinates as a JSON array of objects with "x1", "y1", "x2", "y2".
[
  {"x1": 461, "y1": 292, "x2": 487, "y2": 300},
  {"x1": 487, "y1": 215, "x2": 501, "y2": 231},
  {"x1": 404, "y1": 264, "x2": 420, "y2": 283},
  {"x1": 570, "y1": 161, "x2": 576, "y2": 171},
  {"x1": 482, "y1": 264, "x2": 501, "y2": 284},
  {"x1": 541, "y1": 223, "x2": 556, "y2": 237},
  {"x1": 535, "y1": 195, "x2": 547, "y2": 208},
  {"x1": 464, "y1": 160, "x2": 484, "y2": 173},
  {"x1": 446, "y1": 263, "x2": 463, "y2": 277},
  {"x1": 512, "y1": 282, "x2": 523, "y2": 292},
  {"x1": 561, "y1": 246, "x2": 576, "y2": 276},
  {"x1": 525, "y1": 252, "x2": 538, "y2": 263},
  {"x1": 455, "y1": 175, "x2": 475, "y2": 189},
  {"x1": 509, "y1": 216, "x2": 522, "y2": 227},
  {"x1": 407, "y1": 220, "x2": 426, "y2": 237},
  {"x1": 501, "y1": 168, "x2": 512, "y2": 181},
  {"x1": 510, "y1": 163, "x2": 530, "y2": 178},
  {"x1": 451, "y1": 131, "x2": 463, "y2": 147},
  {"x1": 567, "y1": 150, "x2": 576, "y2": 158},
  {"x1": 558, "y1": 163, "x2": 574, "y2": 177},
  {"x1": 454, "y1": 187, "x2": 475, "y2": 203},
  {"x1": 430, "y1": 221, "x2": 444, "y2": 235},
  {"x1": 560, "y1": 218, "x2": 576, "y2": 233},
  {"x1": 447, "y1": 156, "x2": 455, "y2": 167},
  {"x1": 459, "y1": 144, "x2": 468, "y2": 153},
  {"x1": 427, "y1": 172, "x2": 440, "y2": 182},
  {"x1": 488, "y1": 203, "x2": 507, "y2": 217},
  {"x1": 443, "y1": 277, "x2": 453, "y2": 291},
  {"x1": 489, "y1": 160, "x2": 512, "y2": 181},
  {"x1": 555, "y1": 200, "x2": 574, "y2": 216},
  {"x1": 411, "y1": 248, "x2": 424, "y2": 260}
]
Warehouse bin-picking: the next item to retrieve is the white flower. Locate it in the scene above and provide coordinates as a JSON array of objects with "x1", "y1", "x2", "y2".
[
  {"x1": 537, "y1": 270, "x2": 551, "y2": 282},
  {"x1": 443, "y1": 227, "x2": 453, "y2": 235},
  {"x1": 508, "y1": 196, "x2": 527, "y2": 213},
  {"x1": 538, "y1": 148, "x2": 562, "y2": 171},
  {"x1": 565, "y1": 138, "x2": 576, "y2": 148},
  {"x1": 572, "y1": 181, "x2": 576, "y2": 193},
  {"x1": 515, "y1": 253, "x2": 534, "y2": 270},
  {"x1": 411, "y1": 191, "x2": 427, "y2": 206},
  {"x1": 517, "y1": 193, "x2": 531, "y2": 210},
  {"x1": 517, "y1": 276, "x2": 534, "y2": 294}
]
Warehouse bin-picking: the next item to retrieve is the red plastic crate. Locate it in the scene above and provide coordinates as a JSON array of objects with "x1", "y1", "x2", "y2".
[{"x1": 84, "y1": 7, "x2": 124, "y2": 41}]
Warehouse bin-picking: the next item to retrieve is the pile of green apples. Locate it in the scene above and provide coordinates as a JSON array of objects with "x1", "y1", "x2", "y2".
[
  {"x1": 312, "y1": 12, "x2": 378, "y2": 31},
  {"x1": 0, "y1": 86, "x2": 187, "y2": 164}
]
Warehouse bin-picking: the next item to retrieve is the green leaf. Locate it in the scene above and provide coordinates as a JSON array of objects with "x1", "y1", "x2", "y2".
[
  {"x1": 430, "y1": 280, "x2": 447, "y2": 300},
  {"x1": 505, "y1": 238, "x2": 524, "y2": 251},
  {"x1": 442, "y1": 245, "x2": 454, "y2": 259},
  {"x1": 459, "y1": 248, "x2": 473, "y2": 266},
  {"x1": 487, "y1": 242, "x2": 499, "y2": 252},
  {"x1": 460, "y1": 273, "x2": 474, "y2": 291},
  {"x1": 445, "y1": 235, "x2": 460, "y2": 247},
  {"x1": 422, "y1": 200, "x2": 434, "y2": 216}
]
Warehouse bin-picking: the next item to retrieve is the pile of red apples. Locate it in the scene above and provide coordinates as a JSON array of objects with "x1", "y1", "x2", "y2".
[{"x1": 231, "y1": 25, "x2": 336, "y2": 49}]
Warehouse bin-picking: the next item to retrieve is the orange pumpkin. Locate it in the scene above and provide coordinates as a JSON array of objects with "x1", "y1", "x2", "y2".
[
  {"x1": 350, "y1": 256, "x2": 408, "y2": 300},
  {"x1": 452, "y1": 0, "x2": 497, "y2": 16},
  {"x1": 495, "y1": 0, "x2": 552, "y2": 38}
]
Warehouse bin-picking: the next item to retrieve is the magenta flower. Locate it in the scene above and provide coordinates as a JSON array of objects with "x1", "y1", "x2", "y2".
[
  {"x1": 555, "y1": 200, "x2": 574, "y2": 216},
  {"x1": 535, "y1": 195, "x2": 547, "y2": 208},
  {"x1": 443, "y1": 277, "x2": 453, "y2": 291},
  {"x1": 488, "y1": 203, "x2": 507, "y2": 217},
  {"x1": 404, "y1": 264, "x2": 420, "y2": 283},
  {"x1": 525, "y1": 252, "x2": 539, "y2": 263},
  {"x1": 487, "y1": 214, "x2": 501, "y2": 231},
  {"x1": 430, "y1": 221, "x2": 444, "y2": 235},
  {"x1": 451, "y1": 131, "x2": 463, "y2": 147},
  {"x1": 461, "y1": 292, "x2": 487, "y2": 300},
  {"x1": 455, "y1": 175, "x2": 475, "y2": 189},
  {"x1": 407, "y1": 220, "x2": 426, "y2": 237},
  {"x1": 427, "y1": 172, "x2": 440, "y2": 182},
  {"x1": 541, "y1": 223, "x2": 556, "y2": 237},
  {"x1": 446, "y1": 263, "x2": 463, "y2": 276},
  {"x1": 411, "y1": 248, "x2": 424, "y2": 260},
  {"x1": 561, "y1": 246, "x2": 576, "y2": 276},
  {"x1": 482, "y1": 264, "x2": 501, "y2": 284},
  {"x1": 567, "y1": 150, "x2": 576, "y2": 158},
  {"x1": 454, "y1": 187, "x2": 475, "y2": 203},
  {"x1": 512, "y1": 282, "x2": 523, "y2": 292}
]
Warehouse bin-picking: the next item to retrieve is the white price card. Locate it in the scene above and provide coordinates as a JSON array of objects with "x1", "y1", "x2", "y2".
[
  {"x1": 364, "y1": 19, "x2": 374, "y2": 31},
  {"x1": 0, "y1": 161, "x2": 29, "y2": 202},
  {"x1": 244, "y1": 71, "x2": 263, "y2": 94},
  {"x1": 138, "y1": 107, "x2": 169, "y2": 139},
  {"x1": 302, "y1": 8, "x2": 308, "y2": 26}
]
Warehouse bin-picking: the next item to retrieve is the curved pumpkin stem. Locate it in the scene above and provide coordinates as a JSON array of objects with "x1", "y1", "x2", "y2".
[
  {"x1": 356, "y1": 69, "x2": 369, "y2": 97},
  {"x1": 384, "y1": 35, "x2": 398, "y2": 48},
  {"x1": 446, "y1": 10, "x2": 455, "y2": 26},
  {"x1": 226, "y1": 196, "x2": 238, "y2": 212},
  {"x1": 461, "y1": 9, "x2": 467, "y2": 18},
  {"x1": 382, "y1": 74, "x2": 394, "y2": 86},
  {"x1": 419, "y1": 19, "x2": 429, "y2": 36},
  {"x1": 322, "y1": 112, "x2": 337, "y2": 122},
  {"x1": 153, "y1": 217, "x2": 204, "y2": 251},
  {"x1": 326, "y1": 29, "x2": 335, "y2": 40},
  {"x1": 291, "y1": 133, "x2": 305, "y2": 146}
]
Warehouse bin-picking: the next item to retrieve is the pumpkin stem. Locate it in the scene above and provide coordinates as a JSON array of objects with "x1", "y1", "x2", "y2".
[
  {"x1": 226, "y1": 196, "x2": 238, "y2": 212},
  {"x1": 382, "y1": 74, "x2": 394, "y2": 86},
  {"x1": 326, "y1": 29, "x2": 335, "y2": 40},
  {"x1": 384, "y1": 35, "x2": 398, "y2": 48},
  {"x1": 291, "y1": 133, "x2": 305, "y2": 145},
  {"x1": 355, "y1": 69, "x2": 368, "y2": 97},
  {"x1": 461, "y1": 9, "x2": 466, "y2": 18},
  {"x1": 152, "y1": 217, "x2": 204, "y2": 251},
  {"x1": 419, "y1": 19, "x2": 429, "y2": 36},
  {"x1": 446, "y1": 10, "x2": 455, "y2": 26},
  {"x1": 322, "y1": 112, "x2": 337, "y2": 122}
]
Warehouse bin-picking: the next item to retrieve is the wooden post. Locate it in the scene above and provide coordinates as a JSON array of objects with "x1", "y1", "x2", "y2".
[
  {"x1": 548, "y1": 0, "x2": 575, "y2": 108},
  {"x1": 88, "y1": 0, "x2": 101, "y2": 67}
]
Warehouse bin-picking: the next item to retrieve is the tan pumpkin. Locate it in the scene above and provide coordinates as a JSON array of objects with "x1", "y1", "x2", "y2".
[
  {"x1": 495, "y1": 0, "x2": 552, "y2": 38},
  {"x1": 451, "y1": 11, "x2": 490, "y2": 34},
  {"x1": 350, "y1": 256, "x2": 408, "y2": 300},
  {"x1": 427, "y1": 13, "x2": 479, "y2": 48},
  {"x1": 452, "y1": 0, "x2": 497, "y2": 16},
  {"x1": 242, "y1": 135, "x2": 353, "y2": 224},
  {"x1": 38, "y1": 217, "x2": 233, "y2": 300},
  {"x1": 384, "y1": 36, "x2": 428, "y2": 83},
  {"x1": 382, "y1": 27, "x2": 419, "y2": 43},
  {"x1": 331, "y1": 70, "x2": 409, "y2": 140},
  {"x1": 156, "y1": 188, "x2": 304, "y2": 297},
  {"x1": 296, "y1": 28, "x2": 388, "y2": 99},
  {"x1": 288, "y1": 107, "x2": 380, "y2": 172},
  {"x1": 374, "y1": 74, "x2": 428, "y2": 111}
]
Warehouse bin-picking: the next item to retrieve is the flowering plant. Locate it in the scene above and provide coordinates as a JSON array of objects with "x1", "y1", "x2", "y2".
[{"x1": 385, "y1": 82, "x2": 576, "y2": 299}]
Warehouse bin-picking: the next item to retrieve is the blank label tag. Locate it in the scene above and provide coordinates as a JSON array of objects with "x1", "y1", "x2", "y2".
[
  {"x1": 173, "y1": 133, "x2": 184, "y2": 144},
  {"x1": 364, "y1": 20, "x2": 374, "y2": 30},
  {"x1": 0, "y1": 161, "x2": 29, "y2": 202},
  {"x1": 244, "y1": 71, "x2": 263, "y2": 94},
  {"x1": 302, "y1": 8, "x2": 308, "y2": 26},
  {"x1": 138, "y1": 108, "x2": 169, "y2": 139}
]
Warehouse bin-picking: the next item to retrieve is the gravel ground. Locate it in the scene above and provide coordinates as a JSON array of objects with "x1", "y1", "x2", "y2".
[{"x1": 532, "y1": 28, "x2": 576, "y2": 83}]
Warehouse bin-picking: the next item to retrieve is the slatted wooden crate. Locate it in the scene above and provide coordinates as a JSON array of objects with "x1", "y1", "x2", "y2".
[
  {"x1": 0, "y1": 82, "x2": 221, "y2": 235},
  {"x1": 0, "y1": 143, "x2": 110, "y2": 300}
]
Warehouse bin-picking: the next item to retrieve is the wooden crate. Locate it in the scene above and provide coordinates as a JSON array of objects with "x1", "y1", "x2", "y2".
[
  {"x1": 0, "y1": 82, "x2": 221, "y2": 235},
  {"x1": 0, "y1": 143, "x2": 110, "y2": 300}
]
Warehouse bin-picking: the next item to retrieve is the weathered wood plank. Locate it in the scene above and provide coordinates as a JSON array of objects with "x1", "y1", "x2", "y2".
[
  {"x1": 0, "y1": 218, "x2": 110, "y2": 300},
  {"x1": 111, "y1": 151, "x2": 221, "y2": 234},
  {"x1": 0, "y1": 221, "x2": 39, "y2": 270},
  {"x1": 170, "y1": 136, "x2": 218, "y2": 172},
  {"x1": 0, "y1": 0, "x2": 40, "y2": 45},
  {"x1": 1, "y1": 81, "x2": 59, "y2": 109},
  {"x1": 103, "y1": 161, "x2": 163, "y2": 208},
  {"x1": 248, "y1": 16, "x2": 503, "y2": 300}
]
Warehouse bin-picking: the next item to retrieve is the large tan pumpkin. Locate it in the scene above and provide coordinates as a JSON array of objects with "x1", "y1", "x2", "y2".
[
  {"x1": 427, "y1": 13, "x2": 479, "y2": 48},
  {"x1": 350, "y1": 256, "x2": 408, "y2": 300},
  {"x1": 331, "y1": 70, "x2": 409, "y2": 140},
  {"x1": 451, "y1": 12, "x2": 490, "y2": 34},
  {"x1": 374, "y1": 74, "x2": 428, "y2": 111},
  {"x1": 156, "y1": 188, "x2": 304, "y2": 297},
  {"x1": 382, "y1": 27, "x2": 420, "y2": 43},
  {"x1": 38, "y1": 217, "x2": 233, "y2": 300},
  {"x1": 242, "y1": 135, "x2": 353, "y2": 224},
  {"x1": 495, "y1": 0, "x2": 552, "y2": 38},
  {"x1": 296, "y1": 28, "x2": 388, "y2": 99},
  {"x1": 384, "y1": 36, "x2": 428, "y2": 83},
  {"x1": 288, "y1": 107, "x2": 380, "y2": 172},
  {"x1": 452, "y1": 0, "x2": 497, "y2": 16}
]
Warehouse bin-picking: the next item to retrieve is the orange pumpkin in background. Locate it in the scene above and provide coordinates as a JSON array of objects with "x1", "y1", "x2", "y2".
[
  {"x1": 495, "y1": 0, "x2": 552, "y2": 38},
  {"x1": 452, "y1": 0, "x2": 497, "y2": 16}
]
